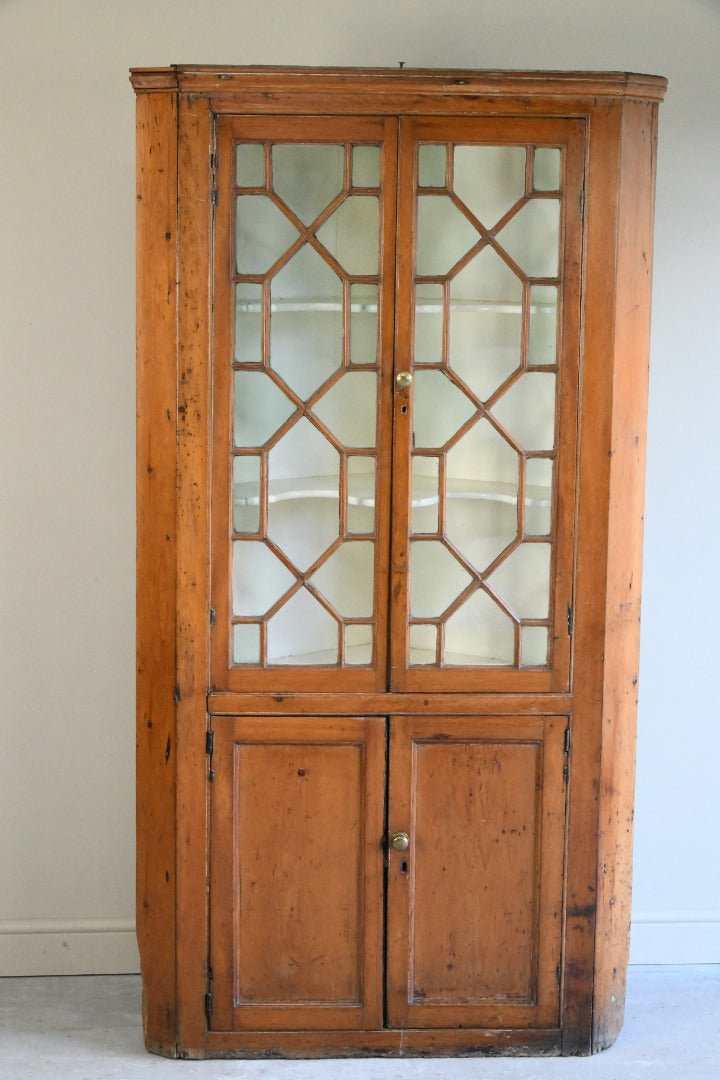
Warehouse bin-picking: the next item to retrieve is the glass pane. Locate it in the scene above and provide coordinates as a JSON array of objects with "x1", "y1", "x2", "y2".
[
  {"x1": 270, "y1": 246, "x2": 343, "y2": 399},
  {"x1": 350, "y1": 284, "x2": 378, "y2": 366},
  {"x1": 414, "y1": 283, "x2": 444, "y2": 365},
  {"x1": 520, "y1": 625, "x2": 548, "y2": 667},
  {"x1": 312, "y1": 372, "x2": 377, "y2": 448},
  {"x1": 234, "y1": 371, "x2": 295, "y2": 448},
  {"x1": 444, "y1": 589, "x2": 514, "y2": 665},
  {"x1": 409, "y1": 623, "x2": 437, "y2": 664},
  {"x1": 418, "y1": 144, "x2": 446, "y2": 187},
  {"x1": 345, "y1": 624, "x2": 373, "y2": 664},
  {"x1": 233, "y1": 623, "x2": 261, "y2": 664},
  {"x1": 352, "y1": 145, "x2": 380, "y2": 188},
  {"x1": 266, "y1": 588, "x2": 338, "y2": 664},
  {"x1": 232, "y1": 541, "x2": 295, "y2": 616},
  {"x1": 272, "y1": 144, "x2": 344, "y2": 224},
  {"x1": 453, "y1": 145, "x2": 526, "y2": 228},
  {"x1": 488, "y1": 542, "x2": 552, "y2": 620},
  {"x1": 533, "y1": 148, "x2": 561, "y2": 191},
  {"x1": 267, "y1": 418, "x2": 339, "y2": 570},
  {"x1": 528, "y1": 285, "x2": 558, "y2": 366},
  {"x1": 410, "y1": 541, "x2": 472, "y2": 618},
  {"x1": 234, "y1": 282, "x2": 263, "y2": 364},
  {"x1": 411, "y1": 456, "x2": 439, "y2": 534},
  {"x1": 416, "y1": 195, "x2": 479, "y2": 275},
  {"x1": 311, "y1": 541, "x2": 374, "y2": 617},
  {"x1": 233, "y1": 456, "x2": 261, "y2": 533},
  {"x1": 316, "y1": 196, "x2": 379, "y2": 275},
  {"x1": 236, "y1": 143, "x2": 265, "y2": 188},
  {"x1": 347, "y1": 456, "x2": 375, "y2": 534},
  {"x1": 446, "y1": 419, "x2": 519, "y2": 573},
  {"x1": 524, "y1": 458, "x2": 553, "y2": 536},
  {"x1": 490, "y1": 372, "x2": 556, "y2": 451},
  {"x1": 235, "y1": 195, "x2": 299, "y2": 274},
  {"x1": 449, "y1": 247, "x2": 523, "y2": 400},
  {"x1": 496, "y1": 198, "x2": 561, "y2": 278},
  {"x1": 413, "y1": 370, "x2": 476, "y2": 449}
]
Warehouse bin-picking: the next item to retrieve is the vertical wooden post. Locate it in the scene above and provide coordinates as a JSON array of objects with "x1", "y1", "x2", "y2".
[{"x1": 135, "y1": 80, "x2": 179, "y2": 1056}]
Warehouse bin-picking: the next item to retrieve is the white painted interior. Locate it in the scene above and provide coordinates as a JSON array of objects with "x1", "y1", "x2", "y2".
[{"x1": 0, "y1": 0, "x2": 718, "y2": 975}]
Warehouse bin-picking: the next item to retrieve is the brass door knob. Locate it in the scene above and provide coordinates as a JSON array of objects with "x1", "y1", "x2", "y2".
[
  {"x1": 395, "y1": 371, "x2": 413, "y2": 388},
  {"x1": 390, "y1": 831, "x2": 410, "y2": 851}
]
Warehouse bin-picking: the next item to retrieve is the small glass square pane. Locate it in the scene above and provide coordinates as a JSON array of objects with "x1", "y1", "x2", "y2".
[
  {"x1": 409, "y1": 623, "x2": 437, "y2": 665},
  {"x1": 350, "y1": 284, "x2": 378, "y2": 365},
  {"x1": 236, "y1": 144, "x2": 265, "y2": 188},
  {"x1": 414, "y1": 284, "x2": 444, "y2": 365},
  {"x1": 521, "y1": 625, "x2": 548, "y2": 667},
  {"x1": 345, "y1": 624, "x2": 373, "y2": 664},
  {"x1": 524, "y1": 458, "x2": 553, "y2": 536},
  {"x1": 233, "y1": 623, "x2": 261, "y2": 664},
  {"x1": 529, "y1": 285, "x2": 558, "y2": 366},
  {"x1": 233, "y1": 456, "x2": 261, "y2": 533},
  {"x1": 411, "y1": 457, "x2": 439, "y2": 534},
  {"x1": 418, "y1": 145, "x2": 446, "y2": 187},
  {"x1": 234, "y1": 283, "x2": 263, "y2": 364},
  {"x1": 533, "y1": 148, "x2": 561, "y2": 191},
  {"x1": 352, "y1": 145, "x2": 380, "y2": 188},
  {"x1": 347, "y1": 456, "x2": 375, "y2": 534}
]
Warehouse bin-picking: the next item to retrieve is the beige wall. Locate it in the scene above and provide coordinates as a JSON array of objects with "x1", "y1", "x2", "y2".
[{"x1": 1, "y1": 0, "x2": 718, "y2": 974}]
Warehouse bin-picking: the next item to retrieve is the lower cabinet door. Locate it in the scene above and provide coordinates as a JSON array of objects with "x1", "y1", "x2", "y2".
[
  {"x1": 386, "y1": 714, "x2": 567, "y2": 1030},
  {"x1": 208, "y1": 715, "x2": 386, "y2": 1031}
]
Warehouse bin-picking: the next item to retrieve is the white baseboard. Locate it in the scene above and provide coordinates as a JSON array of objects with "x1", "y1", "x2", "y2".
[
  {"x1": 0, "y1": 919, "x2": 140, "y2": 976},
  {"x1": 2, "y1": 913, "x2": 718, "y2": 976},
  {"x1": 630, "y1": 911, "x2": 720, "y2": 965}
]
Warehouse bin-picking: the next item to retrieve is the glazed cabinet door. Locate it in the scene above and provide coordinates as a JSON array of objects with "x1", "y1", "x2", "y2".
[
  {"x1": 210, "y1": 116, "x2": 397, "y2": 693},
  {"x1": 386, "y1": 715, "x2": 567, "y2": 1029},
  {"x1": 208, "y1": 716, "x2": 386, "y2": 1031},
  {"x1": 390, "y1": 117, "x2": 585, "y2": 694}
]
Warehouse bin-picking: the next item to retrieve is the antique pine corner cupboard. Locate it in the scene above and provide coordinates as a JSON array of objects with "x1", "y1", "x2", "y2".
[{"x1": 132, "y1": 66, "x2": 665, "y2": 1058}]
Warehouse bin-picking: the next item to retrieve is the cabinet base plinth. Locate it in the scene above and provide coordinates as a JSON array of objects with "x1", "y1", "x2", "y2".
[{"x1": 148, "y1": 1028, "x2": 569, "y2": 1059}]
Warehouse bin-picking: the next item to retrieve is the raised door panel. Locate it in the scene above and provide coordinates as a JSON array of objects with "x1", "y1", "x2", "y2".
[
  {"x1": 209, "y1": 716, "x2": 385, "y2": 1031},
  {"x1": 386, "y1": 714, "x2": 567, "y2": 1029}
]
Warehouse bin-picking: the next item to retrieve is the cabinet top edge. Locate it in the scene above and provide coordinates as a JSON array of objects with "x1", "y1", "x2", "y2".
[{"x1": 129, "y1": 65, "x2": 667, "y2": 101}]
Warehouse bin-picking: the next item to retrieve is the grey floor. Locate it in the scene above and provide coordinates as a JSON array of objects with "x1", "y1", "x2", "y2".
[{"x1": 0, "y1": 966, "x2": 718, "y2": 1080}]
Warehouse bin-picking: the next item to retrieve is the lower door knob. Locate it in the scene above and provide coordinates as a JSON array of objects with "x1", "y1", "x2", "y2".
[{"x1": 390, "y1": 831, "x2": 410, "y2": 851}]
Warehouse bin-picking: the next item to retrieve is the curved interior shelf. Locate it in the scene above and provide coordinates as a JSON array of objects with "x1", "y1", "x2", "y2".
[
  {"x1": 233, "y1": 474, "x2": 551, "y2": 509},
  {"x1": 240, "y1": 643, "x2": 509, "y2": 667},
  {"x1": 235, "y1": 298, "x2": 557, "y2": 316}
]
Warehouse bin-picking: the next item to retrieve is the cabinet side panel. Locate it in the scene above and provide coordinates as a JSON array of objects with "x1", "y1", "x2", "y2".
[
  {"x1": 561, "y1": 101, "x2": 622, "y2": 1056},
  {"x1": 174, "y1": 95, "x2": 214, "y2": 1053},
  {"x1": 592, "y1": 100, "x2": 659, "y2": 1053},
  {"x1": 135, "y1": 89, "x2": 179, "y2": 1055}
]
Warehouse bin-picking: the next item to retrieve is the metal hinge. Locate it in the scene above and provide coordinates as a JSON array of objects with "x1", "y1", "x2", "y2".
[
  {"x1": 556, "y1": 962, "x2": 562, "y2": 988},
  {"x1": 563, "y1": 726, "x2": 571, "y2": 784},
  {"x1": 206, "y1": 729, "x2": 215, "y2": 782},
  {"x1": 209, "y1": 607, "x2": 216, "y2": 627},
  {"x1": 579, "y1": 189, "x2": 585, "y2": 217},
  {"x1": 211, "y1": 188, "x2": 218, "y2": 207},
  {"x1": 210, "y1": 152, "x2": 217, "y2": 171},
  {"x1": 567, "y1": 604, "x2": 573, "y2": 636},
  {"x1": 205, "y1": 991, "x2": 213, "y2": 1024}
]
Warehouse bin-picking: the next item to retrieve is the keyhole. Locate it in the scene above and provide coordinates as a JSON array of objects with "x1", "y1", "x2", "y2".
[
  {"x1": 401, "y1": 404, "x2": 407, "y2": 415},
  {"x1": 401, "y1": 860, "x2": 408, "y2": 874}
]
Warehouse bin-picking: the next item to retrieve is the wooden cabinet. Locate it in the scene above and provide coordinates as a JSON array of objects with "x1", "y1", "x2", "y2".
[{"x1": 131, "y1": 66, "x2": 665, "y2": 1058}]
